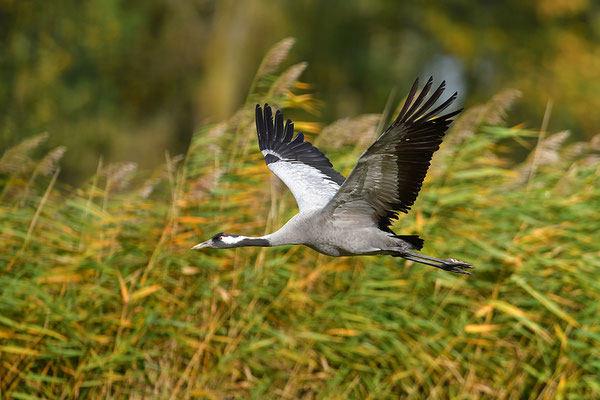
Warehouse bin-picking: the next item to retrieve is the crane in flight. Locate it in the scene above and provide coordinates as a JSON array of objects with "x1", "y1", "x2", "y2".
[{"x1": 193, "y1": 77, "x2": 473, "y2": 274}]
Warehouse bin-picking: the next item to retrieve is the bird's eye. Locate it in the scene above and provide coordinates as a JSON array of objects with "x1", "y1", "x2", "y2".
[{"x1": 218, "y1": 237, "x2": 222, "y2": 241}]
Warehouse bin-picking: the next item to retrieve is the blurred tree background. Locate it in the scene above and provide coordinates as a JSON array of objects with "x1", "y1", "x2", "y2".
[{"x1": 2, "y1": 0, "x2": 600, "y2": 183}]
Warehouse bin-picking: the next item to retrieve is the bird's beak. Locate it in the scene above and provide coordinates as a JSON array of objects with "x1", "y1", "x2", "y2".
[{"x1": 191, "y1": 240, "x2": 212, "y2": 250}]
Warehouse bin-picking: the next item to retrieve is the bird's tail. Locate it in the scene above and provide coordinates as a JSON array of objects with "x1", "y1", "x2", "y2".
[{"x1": 393, "y1": 235, "x2": 424, "y2": 250}]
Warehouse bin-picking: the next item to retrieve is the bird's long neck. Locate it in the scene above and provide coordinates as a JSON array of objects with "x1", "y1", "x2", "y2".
[
  {"x1": 225, "y1": 235, "x2": 271, "y2": 247},
  {"x1": 260, "y1": 216, "x2": 305, "y2": 247},
  {"x1": 229, "y1": 217, "x2": 304, "y2": 248},
  {"x1": 231, "y1": 230, "x2": 299, "y2": 248}
]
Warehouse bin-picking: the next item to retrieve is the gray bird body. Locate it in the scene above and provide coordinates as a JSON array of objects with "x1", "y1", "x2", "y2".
[
  {"x1": 264, "y1": 209, "x2": 408, "y2": 257},
  {"x1": 193, "y1": 77, "x2": 474, "y2": 274}
]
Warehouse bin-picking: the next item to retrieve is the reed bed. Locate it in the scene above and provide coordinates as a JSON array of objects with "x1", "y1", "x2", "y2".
[{"x1": 1, "y1": 40, "x2": 599, "y2": 399}]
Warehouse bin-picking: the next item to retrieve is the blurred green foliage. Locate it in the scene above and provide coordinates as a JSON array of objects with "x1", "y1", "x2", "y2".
[{"x1": 2, "y1": 0, "x2": 600, "y2": 183}]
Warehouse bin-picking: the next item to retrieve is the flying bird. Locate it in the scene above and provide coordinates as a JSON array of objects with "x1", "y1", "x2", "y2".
[{"x1": 193, "y1": 77, "x2": 473, "y2": 274}]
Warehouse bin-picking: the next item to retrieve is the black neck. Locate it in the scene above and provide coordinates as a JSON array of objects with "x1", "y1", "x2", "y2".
[{"x1": 237, "y1": 237, "x2": 271, "y2": 247}]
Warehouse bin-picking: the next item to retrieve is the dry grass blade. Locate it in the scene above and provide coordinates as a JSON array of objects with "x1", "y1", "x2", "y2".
[
  {"x1": 7, "y1": 167, "x2": 60, "y2": 270},
  {"x1": 561, "y1": 142, "x2": 587, "y2": 162},
  {"x1": 320, "y1": 114, "x2": 381, "y2": 147},
  {"x1": 102, "y1": 162, "x2": 138, "y2": 192},
  {"x1": 515, "y1": 130, "x2": 570, "y2": 186},
  {"x1": 482, "y1": 88, "x2": 522, "y2": 125},
  {"x1": 187, "y1": 168, "x2": 224, "y2": 201},
  {"x1": 516, "y1": 130, "x2": 571, "y2": 178},
  {"x1": 532, "y1": 130, "x2": 571, "y2": 166},
  {"x1": 446, "y1": 105, "x2": 485, "y2": 145},
  {"x1": 443, "y1": 88, "x2": 521, "y2": 154},
  {"x1": 257, "y1": 37, "x2": 295, "y2": 76},
  {"x1": 526, "y1": 99, "x2": 553, "y2": 188},
  {"x1": 37, "y1": 146, "x2": 67, "y2": 176},
  {"x1": 18, "y1": 146, "x2": 67, "y2": 206},
  {"x1": 589, "y1": 134, "x2": 600, "y2": 150},
  {"x1": 0, "y1": 132, "x2": 48, "y2": 174},
  {"x1": 138, "y1": 176, "x2": 161, "y2": 198},
  {"x1": 270, "y1": 62, "x2": 308, "y2": 97},
  {"x1": 511, "y1": 276, "x2": 579, "y2": 327}
]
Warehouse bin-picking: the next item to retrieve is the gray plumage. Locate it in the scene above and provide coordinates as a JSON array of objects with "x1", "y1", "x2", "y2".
[{"x1": 193, "y1": 77, "x2": 473, "y2": 274}]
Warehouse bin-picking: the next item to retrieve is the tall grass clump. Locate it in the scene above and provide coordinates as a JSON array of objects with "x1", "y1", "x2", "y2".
[{"x1": 1, "y1": 39, "x2": 599, "y2": 399}]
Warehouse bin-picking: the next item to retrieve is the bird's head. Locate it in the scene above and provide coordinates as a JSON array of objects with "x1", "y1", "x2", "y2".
[{"x1": 192, "y1": 232, "x2": 244, "y2": 249}]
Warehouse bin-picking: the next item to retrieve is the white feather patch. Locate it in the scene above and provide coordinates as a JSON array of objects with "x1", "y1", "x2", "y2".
[
  {"x1": 261, "y1": 149, "x2": 283, "y2": 159},
  {"x1": 221, "y1": 235, "x2": 246, "y2": 245},
  {"x1": 268, "y1": 161, "x2": 340, "y2": 211}
]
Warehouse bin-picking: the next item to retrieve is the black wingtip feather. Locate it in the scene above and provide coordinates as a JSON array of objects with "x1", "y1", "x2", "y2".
[
  {"x1": 421, "y1": 93, "x2": 459, "y2": 122},
  {"x1": 275, "y1": 110, "x2": 284, "y2": 142},
  {"x1": 391, "y1": 78, "x2": 459, "y2": 129},
  {"x1": 402, "y1": 77, "x2": 434, "y2": 122},
  {"x1": 291, "y1": 132, "x2": 304, "y2": 144},
  {"x1": 283, "y1": 119, "x2": 294, "y2": 142},
  {"x1": 394, "y1": 78, "x2": 420, "y2": 126},
  {"x1": 264, "y1": 104, "x2": 274, "y2": 137},
  {"x1": 375, "y1": 77, "x2": 462, "y2": 232},
  {"x1": 254, "y1": 104, "x2": 346, "y2": 185},
  {"x1": 411, "y1": 81, "x2": 446, "y2": 121},
  {"x1": 256, "y1": 104, "x2": 265, "y2": 149}
]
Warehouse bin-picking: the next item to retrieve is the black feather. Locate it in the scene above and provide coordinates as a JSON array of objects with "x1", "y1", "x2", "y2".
[
  {"x1": 376, "y1": 78, "x2": 461, "y2": 232},
  {"x1": 256, "y1": 104, "x2": 345, "y2": 185},
  {"x1": 394, "y1": 235, "x2": 425, "y2": 250}
]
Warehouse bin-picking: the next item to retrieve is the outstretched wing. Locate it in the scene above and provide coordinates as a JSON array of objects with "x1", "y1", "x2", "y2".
[
  {"x1": 323, "y1": 77, "x2": 461, "y2": 231},
  {"x1": 256, "y1": 104, "x2": 345, "y2": 212}
]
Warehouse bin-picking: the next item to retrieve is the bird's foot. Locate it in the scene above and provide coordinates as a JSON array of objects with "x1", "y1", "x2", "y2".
[
  {"x1": 400, "y1": 252, "x2": 475, "y2": 275},
  {"x1": 439, "y1": 258, "x2": 474, "y2": 275}
]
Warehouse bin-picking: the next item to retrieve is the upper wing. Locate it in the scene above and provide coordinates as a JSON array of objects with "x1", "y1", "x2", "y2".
[
  {"x1": 255, "y1": 104, "x2": 345, "y2": 212},
  {"x1": 323, "y1": 77, "x2": 461, "y2": 231}
]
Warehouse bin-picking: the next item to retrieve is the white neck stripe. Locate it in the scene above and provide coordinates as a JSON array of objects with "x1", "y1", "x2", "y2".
[{"x1": 221, "y1": 235, "x2": 246, "y2": 245}]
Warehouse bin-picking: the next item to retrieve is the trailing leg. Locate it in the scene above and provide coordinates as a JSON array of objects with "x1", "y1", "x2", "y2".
[{"x1": 396, "y1": 251, "x2": 474, "y2": 275}]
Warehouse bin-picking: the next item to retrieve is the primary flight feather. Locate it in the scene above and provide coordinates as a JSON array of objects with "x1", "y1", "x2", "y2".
[{"x1": 193, "y1": 77, "x2": 473, "y2": 274}]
